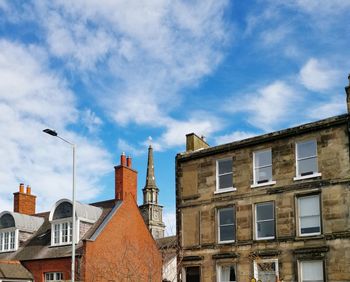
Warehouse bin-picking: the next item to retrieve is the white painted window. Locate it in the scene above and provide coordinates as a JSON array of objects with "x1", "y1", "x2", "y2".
[
  {"x1": 298, "y1": 195, "x2": 321, "y2": 236},
  {"x1": 252, "y1": 149, "x2": 276, "y2": 187},
  {"x1": 299, "y1": 261, "x2": 324, "y2": 282},
  {"x1": 51, "y1": 219, "x2": 73, "y2": 246},
  {"x1": 45, "y1": 272, "x2": 63, "y2": 281},
  {"x1": 0, "y1": 229, "x2": 18, "y2": 252},
  {"x1": 217, "y1": 264, "x2": 236, "y2": 282},
  {"x1": 218, "y1": 207, "x2": 235, "y2": 243},
  {"x1": 253, "y1": 259, "x2": 279, "y2": 282},
  {"x1": 295, "y1": 140, "x2": 320, "y2": 180},
  {"x1": 216, "y1": 159, "x2": 234, "y2": 193},
  {"x1": 255, "y1": 202, "x2": 275, "y2": 240}
]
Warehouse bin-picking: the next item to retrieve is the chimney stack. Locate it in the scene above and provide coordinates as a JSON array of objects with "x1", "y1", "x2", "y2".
[
  {"x1": 13, "y1": 183, "x2": 36, "y2": 215},
  {"x1": 345, "y1": 74, "x2": 350, "y2": 113},
  {"x1": 186, "y1": 133, "x2": 210, "y2": 152},
  {"x1": 115, "y1": 154, "x2": 137, "y2": 202}
]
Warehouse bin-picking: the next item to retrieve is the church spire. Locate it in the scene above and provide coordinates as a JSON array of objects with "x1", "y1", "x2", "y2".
[
  {"x1": 143, "y1": 145, "x2": 159, "y2": 204},
  {"x1": 145, "y1": 145, "x2": 157, "y2": 189}
]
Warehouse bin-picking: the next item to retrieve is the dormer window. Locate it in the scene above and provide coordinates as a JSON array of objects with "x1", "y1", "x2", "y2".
[
  {"x1": 52, "y1": 220, "x2": 73, "y2": 245},
  {"x1": 50, "y1": 201, "x2": 75, "y2": 246},
  {"x1": 0, "y1": 213, "x2": 18, "y2": 253},
  {"x1": 0, "y1": 229, "x2": 17, "y2": 252}
]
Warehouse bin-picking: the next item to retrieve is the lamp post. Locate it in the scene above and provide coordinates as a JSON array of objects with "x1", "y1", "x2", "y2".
[{"x1": 43, "y1": 129, "x2": 76, "y2": 282}]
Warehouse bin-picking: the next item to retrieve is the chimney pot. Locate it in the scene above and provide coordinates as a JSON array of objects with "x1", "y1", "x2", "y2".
[
  {"x1": 126, "y1": 156, "x2": 132, "y2": 167},
  {"x1": 19, "y1": 183, "x2": 24, "y2": 193},
  {"x1": 120, "y1": 152, "x2": 127, "y2": 166},
  {"x1": 26, "y1": 185, "x2": 31, "y2": 195}
]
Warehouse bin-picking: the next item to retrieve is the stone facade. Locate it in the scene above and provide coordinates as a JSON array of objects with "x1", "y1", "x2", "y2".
[{"x1": 176, "y1": 115, "x2": 350, "y2": 281}]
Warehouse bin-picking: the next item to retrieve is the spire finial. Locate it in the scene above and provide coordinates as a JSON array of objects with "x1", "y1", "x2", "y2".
[{"x1": 148, "y1": 136, "x2": 153, "y2": 148}]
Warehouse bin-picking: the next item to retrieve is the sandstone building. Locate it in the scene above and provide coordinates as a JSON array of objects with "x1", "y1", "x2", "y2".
[{"x1": 176, "y1": 81, "x2": 350, "y2": 281}]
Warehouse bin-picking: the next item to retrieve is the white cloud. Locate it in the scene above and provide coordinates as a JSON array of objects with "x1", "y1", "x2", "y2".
[
  {"x1": 227, "y1": 81, "x2": 297, "y2": 131},
  {"x1": 299, "y1": 58, "x2": 341, "y2": 92},
  {"x1": 117, "y1": 139, "x2": 145, "y2": 157},
  {"x1": 163, "y1": 210, "x2": 176, "y2": 236},
  {"x1": 215, "y1": 131, "x2": 257, "y2": 145},
  {"x1": 292, "y1": 0, "x2": 350, "y2": 15},
  {"x1": 0, "y1": 40, "x2": 112, "y2": 212},
  {"x1": 27, "y1": 0, "x2": 230, "y2": 142},
  {"x1": 81, "y1": 109, "x2": 103, "y2": 133},
  {"x1": 307, "y1": 96, "x2": 346, "y2": 120}
]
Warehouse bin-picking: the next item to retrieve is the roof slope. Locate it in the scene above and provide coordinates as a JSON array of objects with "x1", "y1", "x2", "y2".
[{"x1": 0, "y1": 260, "x2": 33, "y2": 280}]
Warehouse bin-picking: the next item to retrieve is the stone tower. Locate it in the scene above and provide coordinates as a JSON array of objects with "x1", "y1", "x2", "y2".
[{"x1": 139, "y1": 145, "x2": 165, "y2": 239}]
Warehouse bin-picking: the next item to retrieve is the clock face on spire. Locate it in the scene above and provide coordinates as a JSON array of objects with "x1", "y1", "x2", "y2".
[{"x1": 153, "y1": 209, "x2": 159, "y2": 221}]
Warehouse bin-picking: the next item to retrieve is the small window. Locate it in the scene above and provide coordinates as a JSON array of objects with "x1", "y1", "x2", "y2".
[
  {"x1": 298, "y1": 195, "x2": 321, "y2": 236},
  {"x1": 295, "y1": 140, "x2": 319, "y2": 179},
  {"x1": 216, "y1": 159, "x2": 234, "y2": 192},
  {"x1": 255, "y1": 202, "x2": 275, "y2": 240},
  {"x1": 253, "y1": 259, "x2": 279, "y2": 281},
  {"x1": 253, "y1": 149, "x2": 274, "y2": 186},
  {"x1": 299, "y1": 261, "x2": 324, "y2": 282},
  {"x1": 0, "y1": 229, "x2": 17, "y2": 252},
  {"x1": 45, "y1": 272, "x2": 63, "y2": 281},
  {"x1": 184, "y1": 266, "x2": 200, "y2": 282},
  {"x1": 217, "y1": 264, "x2": 236, "y2": 282},
  {"x1": 218, "y1": 207, "x2": 235, "y2": 243},
  {"x1": 51, "y1": 220, "x2": 73, "y2": 246}
]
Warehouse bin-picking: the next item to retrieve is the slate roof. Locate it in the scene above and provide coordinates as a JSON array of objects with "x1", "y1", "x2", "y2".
[
  {"x1": 0, "y1": 199, "x2": 119, "y2": 261},
  {"x1": 0, "y1": 260, "x2": 33, "y2": 280}
]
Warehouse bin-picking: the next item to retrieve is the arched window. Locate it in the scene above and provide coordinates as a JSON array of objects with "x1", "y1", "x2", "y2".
[
  {"x1": 0, "y1": 213, "x2": 17, "y2": 252},
  {"x1": 51, "y1": 201, "x2": 73, "y2": 246}
]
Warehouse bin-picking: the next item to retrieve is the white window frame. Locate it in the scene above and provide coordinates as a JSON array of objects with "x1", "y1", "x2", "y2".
[
  {"x1": 298, "y1": 260, "x2": 324, "y2": 282},
  {"x1": 0, "y1": 228, "x2": 18, "y2": 253},
  {"x1": 251, "y1": 149, "x2": 276, "y2": 188},
  {"x1": 297, "y1": 194, "x2": 321, "y2": 237},
  {"x1": 255, "y1": 202, "x2": 275, "y2": 240},
  {"x1": 216, "y1": 264, "x2": 237, "y2": 282},
  {"x1": 51, "y1": 217, "x2": 78, "y2": 246},
  {"x1": 45, "y1": 272, "x2": 64, "y2": 281},
  {"x1": 253, "y1": 258, "x2": 279, "y2": 280},
  {"x1": 218, "y1": 207, "x2": 235, "y2": 244},
  {"x1": 294, "y1": 140, "x2": 321, "y2": 180},
  {"x1": 215, "y1": 158, "x2": 235, "y2": 194}
]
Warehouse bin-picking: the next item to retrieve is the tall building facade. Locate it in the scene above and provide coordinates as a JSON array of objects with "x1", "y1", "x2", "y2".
[
  {"x1": 176, "y1": 81, "x2": 350, "y2": 281},
  {"x1": 140, "y1": 145, "x2": 166, "y2": 239}
]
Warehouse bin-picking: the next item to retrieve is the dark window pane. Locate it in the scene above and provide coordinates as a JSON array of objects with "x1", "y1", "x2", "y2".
[
  {"x1": 0, "y1": 214, "x2": 15, "y2": 228},
  {"x1": 257, "y1": 221, "x2": 275, "y2": 238},
  {"x1": 301, "y1": 226, "x2": 320, "y2": 234},
  {"x1": 218, "y1": 159, "x2": 232, "y2": 174},
  {"x1": 298, "y1": 140, "x2": 317, "y2": 159},
  {"x1": 256, "y1": 203, "x2": 273, "y2": 221},
  {"x1": 53, "y1": 201, "x2": 72, "y2": 219},
  {"x1": 186, "y1": 266, "x2": 200, "y2": 282},
  {"x1": 220, "y1": 225, "x2": 235, "y2": 241},
  {"x1": 219, "y1": 174, "x2": 233, "y2": 189},
  {"x1": 255, "y1": 150, "x2": 271, "y2": 167},
  {"x1": 219, "y1": 208, "x2": 234, "y2": 225},
  {"x1": 298, "y1": 157, "x2": 317, "y2": 175}
]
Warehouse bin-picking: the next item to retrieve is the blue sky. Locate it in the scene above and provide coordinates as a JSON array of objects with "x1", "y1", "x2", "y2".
[{"x1": 0, "y1": 1, "x2": 350, "y2": 235}]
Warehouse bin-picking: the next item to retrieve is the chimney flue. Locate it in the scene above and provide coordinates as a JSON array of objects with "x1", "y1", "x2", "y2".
[
  {"x1": 120, "y1": 152, "x2": 127, "y2": 166},
  {"x1": 26, "y1": 185, "x2": 31, "y2": 195},
  {"x1": 19, "y1": 183, "x2": 24, "y2": 193},
  {"x1": 126, "y1": 156, "x2": 132, "y2": 168}
]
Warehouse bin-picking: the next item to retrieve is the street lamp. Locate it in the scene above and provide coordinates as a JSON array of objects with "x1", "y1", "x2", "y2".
[{"x1": 43, "y1": 129, "x2": 76, "y2": 282}]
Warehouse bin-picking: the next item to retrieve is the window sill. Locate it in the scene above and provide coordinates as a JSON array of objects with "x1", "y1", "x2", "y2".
[
  {"x1": 296, "y1": 234, "x2": 323, "y2": 240},
  {"x1": 0, "y1": 249, "x2": 16, "y2": 253},
  {"x1": 293, "y1": 173, "x2": 321, "y2": 181},
  {"x1": 218, "y1": 240, "x2": 235, "y2": 244},
  {"x1": 251, "y1": 181, "x2": 276, "y2": 188},
  {"x1": 214, "y1": 187, "x2": 236, "y2": 194},
  {"x1": 255, "y1": 236, "x2": 275, "y2": 241}
]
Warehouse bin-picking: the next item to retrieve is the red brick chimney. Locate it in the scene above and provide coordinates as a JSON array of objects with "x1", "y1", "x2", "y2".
[
  {"x1": 115, "y1": 153, "x2": 137, "y2": 202},
  {"x1": 13, "y1": 184, "x2": 36, "y2": 215}
]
